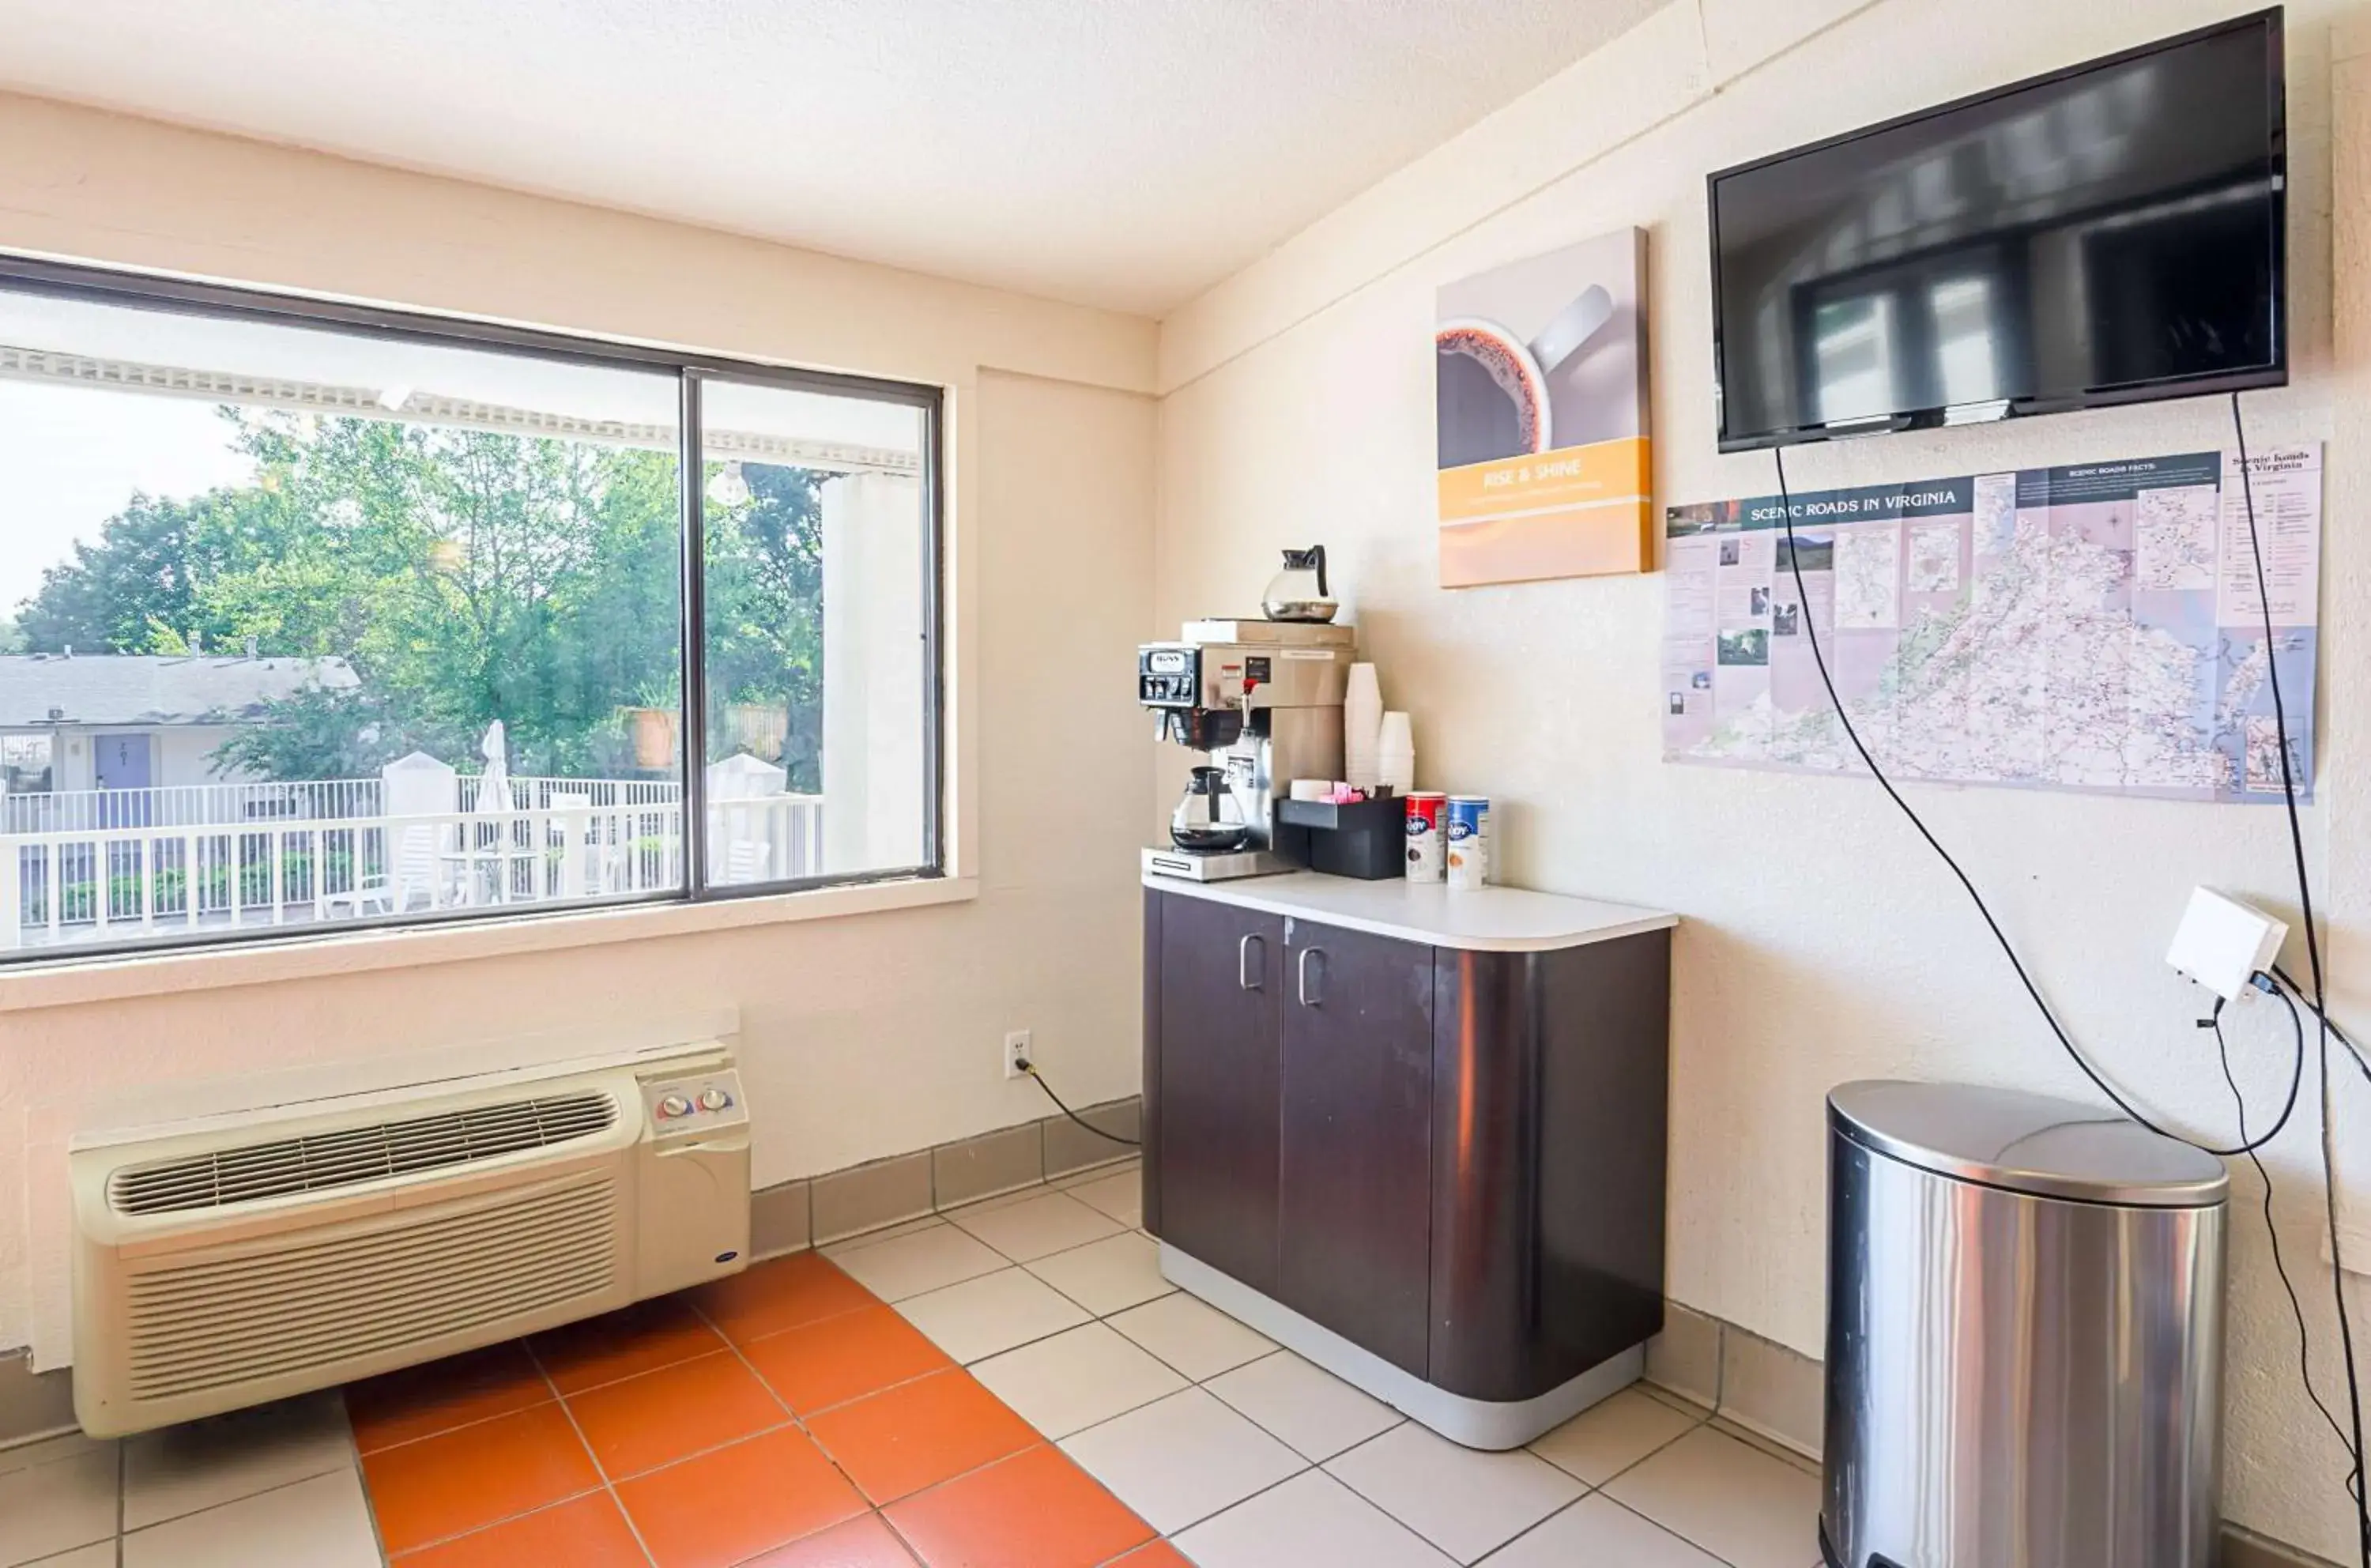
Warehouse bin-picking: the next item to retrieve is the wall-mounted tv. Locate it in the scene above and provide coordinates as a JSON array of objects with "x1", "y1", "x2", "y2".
[{"x1": 1707, "y1": 9, "x2": 2286, "y2": 452}]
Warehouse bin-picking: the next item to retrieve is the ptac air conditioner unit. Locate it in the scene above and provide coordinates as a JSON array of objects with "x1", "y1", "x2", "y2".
[{"x1": 70, "y1": 1044, "x2": 750, "y2": 1436}]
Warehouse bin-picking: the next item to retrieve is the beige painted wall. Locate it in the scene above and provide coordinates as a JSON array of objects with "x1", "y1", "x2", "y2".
[
  {"x1": 6, "y1": 13, "x2": 2366, "y2": 1554},
  {"x1": 1156, "y1": 1, "x2": 2371, "y2": 1557},
  {"x1": 0, "y1": 96, "x2": 1159, "y2": 1363}
]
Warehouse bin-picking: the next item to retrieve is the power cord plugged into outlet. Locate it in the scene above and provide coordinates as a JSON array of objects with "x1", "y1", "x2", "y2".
[
  {"x1": 1005, "y1": 1033, "x2": 1141, "y2": 1148},
  {"x1": 2214, "y1": 970, "x2": 2368, "y2": 1512}
]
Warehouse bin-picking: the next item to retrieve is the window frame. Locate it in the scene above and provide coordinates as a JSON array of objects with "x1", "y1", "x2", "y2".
[{"x1": 0, "y1": 254, "x2": 947, "y2": 965}]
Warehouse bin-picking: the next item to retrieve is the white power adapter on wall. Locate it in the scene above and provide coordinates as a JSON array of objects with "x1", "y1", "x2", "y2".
[{"x1": 2165, "y1": 887, "x2": 2288, "y2": 1002}]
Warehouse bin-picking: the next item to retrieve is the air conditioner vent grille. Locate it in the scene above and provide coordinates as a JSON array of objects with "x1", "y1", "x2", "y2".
[
  {"x1": 106, "y1": 1091, "x2": 618, "y2": 1216},
  {"x1": 123, "y1": 1174, "x2": 619, "y2": 1401}
]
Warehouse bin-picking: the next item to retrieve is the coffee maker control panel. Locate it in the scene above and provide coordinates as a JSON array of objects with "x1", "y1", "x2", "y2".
[
  {"x1": 1140, "y1": 640, "x2": 1351, "y2": 713},
  {"x1": 1140, "y1": 645, "x2": 1202, "y2": 707}
]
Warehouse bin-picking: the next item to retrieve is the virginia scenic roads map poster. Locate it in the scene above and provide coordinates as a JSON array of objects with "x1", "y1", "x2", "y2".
[{"x1": 1661, "y1": 447, "x2": 2321, "y2": 805}]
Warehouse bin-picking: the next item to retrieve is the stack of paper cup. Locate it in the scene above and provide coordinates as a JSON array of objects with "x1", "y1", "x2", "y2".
[
  {"x1": 1344, "y1": 664, "x2": 1382, "y2": 790},
  {"x1": 1377, "y1": 712, "x2": 1414, "y2": 793}
]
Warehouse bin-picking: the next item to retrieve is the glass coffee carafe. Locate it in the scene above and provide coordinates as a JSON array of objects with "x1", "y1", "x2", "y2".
[
  {"x1": 1261, "y1": 545, "x2": 1338, "y2": 623},
  {"x1": 1170, "y1": 766, "x2": 1250, "y2": 854}
]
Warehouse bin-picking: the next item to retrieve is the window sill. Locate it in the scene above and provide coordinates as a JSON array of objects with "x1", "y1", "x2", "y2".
[{"x1": 0, "y1": 876, "x2": 980, "y2": 1015}]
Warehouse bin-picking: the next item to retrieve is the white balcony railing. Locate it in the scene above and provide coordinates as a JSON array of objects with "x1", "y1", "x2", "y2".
[
  {"x1": 2, "y1": 778, "x2": 386, "y2": 834},
  {"x1": 0, "y1": 775, "x2": 689, "y2": 835},
  {"x1": 1, "y1": 781, "x2": 821, "y2": 951}
]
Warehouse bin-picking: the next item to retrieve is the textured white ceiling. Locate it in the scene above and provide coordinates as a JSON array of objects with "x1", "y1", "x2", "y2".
[{"x1": 0, "y1": 0, "x2": 1661, "y2": 315}]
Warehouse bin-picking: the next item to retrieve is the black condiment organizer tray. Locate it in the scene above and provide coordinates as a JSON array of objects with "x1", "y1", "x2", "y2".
[{"x1": 1276, "y1": 793, "x2": 1404, "y2": 880}]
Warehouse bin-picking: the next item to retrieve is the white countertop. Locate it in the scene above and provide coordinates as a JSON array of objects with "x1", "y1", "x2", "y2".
[{"x1": 1144, "y1": 871, "x2": 1676, "y2": 952}]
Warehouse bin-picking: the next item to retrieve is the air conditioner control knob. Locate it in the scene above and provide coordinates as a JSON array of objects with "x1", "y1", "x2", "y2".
[
  {"x1": 699, "y1": 1088, "x2": 732, "y2": 1112},
  {"x1": 658, "y1": 1094, "x2": 692, "y2": 1119}
]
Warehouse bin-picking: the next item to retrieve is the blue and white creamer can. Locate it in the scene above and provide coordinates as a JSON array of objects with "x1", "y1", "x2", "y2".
[{"x1": 1446, "y1": 795, "x2": 1490, "y2": 890}]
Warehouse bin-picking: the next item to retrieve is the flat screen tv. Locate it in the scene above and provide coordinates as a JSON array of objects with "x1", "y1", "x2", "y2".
[{"x1": 1707, "y1": 9, "x2": 2286, "y2": 451}]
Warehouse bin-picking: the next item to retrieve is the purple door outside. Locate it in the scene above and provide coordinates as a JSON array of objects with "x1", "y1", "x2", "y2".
[{"x1": 94, "y1": 733, "x2": 153, "y2": 827}]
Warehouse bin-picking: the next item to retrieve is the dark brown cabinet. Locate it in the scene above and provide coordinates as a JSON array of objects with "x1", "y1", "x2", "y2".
[
  {"x1": 1277, "y1": 919, "x2": 1434, "y2": 1374},
  {"x1": 1148, "y1": 891, "x2": 1284, "y2": 1296},
  {"x1": 1145, "y1": 878, "x2": 1673, "y2": 1448}
]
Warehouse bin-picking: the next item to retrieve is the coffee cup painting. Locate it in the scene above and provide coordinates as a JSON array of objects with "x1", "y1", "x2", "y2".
[{"x1": 1435, "y1": 228, "x2": 1649, "y2": 586}]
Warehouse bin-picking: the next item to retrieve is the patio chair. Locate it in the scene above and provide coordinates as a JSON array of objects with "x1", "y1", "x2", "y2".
[
  {"x1": 725, "y1": 838, "x2": 771, "y2": 886},
  {"x1": 320, "y1": 820, "x2": 453, "y2": 919}
]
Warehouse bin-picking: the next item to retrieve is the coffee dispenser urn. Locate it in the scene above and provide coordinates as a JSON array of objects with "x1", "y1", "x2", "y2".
[{"x1": 1140, "y1": 619, "x2": 1355, "y2": 881}]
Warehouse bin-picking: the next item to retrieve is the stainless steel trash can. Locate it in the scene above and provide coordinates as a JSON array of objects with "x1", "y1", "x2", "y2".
[{"x1": 1821, "y1": 1080, "x2": 2227, "y2": 1568}]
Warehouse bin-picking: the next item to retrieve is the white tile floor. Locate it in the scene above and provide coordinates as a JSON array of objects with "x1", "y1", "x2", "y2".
[
  {"x1": 0, "y1": 1393, "x2": 383, "y2": 1568},
  {"x1": 894, "y1": 1263, "x2": 1096, "y2": 1363},
  {"x1": 1329, "y1": 1423, "x2": 1584, "y2": 1562},
  {"x1": 1106, "y1": 1291, "x2": 1275, "y2": 1381},
  {"x1": 973, "y1": 1321, "x2": 1191, "y2": 1438},
  {"x1": 844, "y1": 1157, "x2": 1831, "y2": 1568},
  {"x1": 944, "y1": 1187, "x2": 1126, "y2": 1261},
  {"x1": 1065, "y1": 1389, "x2": 1303, "y2": 1534},
  {"x1": 0, "y1": 1154, "x2": 1827, "y2": 1568},
  {"x1": 1023, "y1": 1231, "x2": 1170, "y2": 1316}
]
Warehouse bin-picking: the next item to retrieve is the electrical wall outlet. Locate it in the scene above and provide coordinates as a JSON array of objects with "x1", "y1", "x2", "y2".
[
  {"x1": 1004, "y1": 1030, "x2": 1032, "y2": 1080},
  {"x1": 2166, "y1": 887, "x2": 2287, "y2": 1002}
]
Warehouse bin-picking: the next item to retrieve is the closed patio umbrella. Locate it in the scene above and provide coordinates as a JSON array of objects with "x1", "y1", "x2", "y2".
[
  {"x1": 473, "y1": 720, "x2": 510, "y2": 816},
  {"x1": 468, "y1": 720, "x2": 515, "y2": 901}
]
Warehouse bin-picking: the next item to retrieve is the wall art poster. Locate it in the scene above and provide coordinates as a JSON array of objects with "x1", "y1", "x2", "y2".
[{"x1": 1437, "y1": 228, "x2": 1650, "y2": 587}]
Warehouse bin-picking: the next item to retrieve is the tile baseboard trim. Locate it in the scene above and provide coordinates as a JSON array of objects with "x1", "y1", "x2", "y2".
[
  {"x1": 748, "y1": 1095, "x2": 1141, "y2": 1254},
  {"x1": 2224, "y1": 1525, "x2": 2347, "y2": 1568},
  {"x1": 0, "y1": 1348, "x2": 77, "y2": 1449},
  {"x1": 1646, "y1": 1296, "x2": 2343, "y2": 1568}
]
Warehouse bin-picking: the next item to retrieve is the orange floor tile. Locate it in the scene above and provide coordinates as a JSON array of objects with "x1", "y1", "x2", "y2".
[
  {"x1": 1107, "y1": 1544, "x2": 1197, "y2": 1568},
  {"x1": 741, "y1": 1302, "x2": 953, "y2": 1415},
  {"x1": 395, "y1": 1492, "x2": 648, "y2": 1566},
  {"x1": 568, "y1": 1348, "x2": 790, "y2": 1479},
  {"x1": 697, "y1": 1249, "x2": 878, "y2": 1344},
  {"x1": 347, "y1": 1251, "x2": 1163, "y2": 1568},
  {"x1": 741, "y1": 1513, "x2": 922, "y2": 1566},
  {"x1": 805, "y1": 1367, "x2": 1040, "y2": 1504},
  {"x1": 884, "y1": 1445, "x2": 1156, "y2": 1568},
  {"x1": 346, "y1": 1340, "x2": 553, "y2": 1454},
  {"x1": 361, "y1": 1399, "x2": 603, "y2": 1553},
  {"x1": 616, "y1": 1426, "x2": 869, "y2": 1568},
  {"x1": 533, "y1": 1295, "x2": 729, "y2": 1393}
]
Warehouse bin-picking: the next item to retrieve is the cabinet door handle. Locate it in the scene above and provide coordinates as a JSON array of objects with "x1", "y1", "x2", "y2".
[
  {"x1": 1297, "y1": 946, "x2": 1325, "y2": 1007},
  {"x1": 1238, "y1": 933, "x2": 1264, "y2": 991}
]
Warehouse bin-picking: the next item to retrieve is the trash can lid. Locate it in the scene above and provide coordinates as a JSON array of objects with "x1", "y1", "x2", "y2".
[{"x1": 1828, "y1": 1080, "x2": 2229, "y2": 1208}]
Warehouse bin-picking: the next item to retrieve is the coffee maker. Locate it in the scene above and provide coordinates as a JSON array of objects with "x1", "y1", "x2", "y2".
[{"x1": 1140, "y1": 619, "x2": 1355, "y2": 880}]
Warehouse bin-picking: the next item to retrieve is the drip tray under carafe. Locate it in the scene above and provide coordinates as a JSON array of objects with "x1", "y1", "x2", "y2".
[{"x1": 1141, "y1": 846, "x2": 1291, "y2": 881}]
